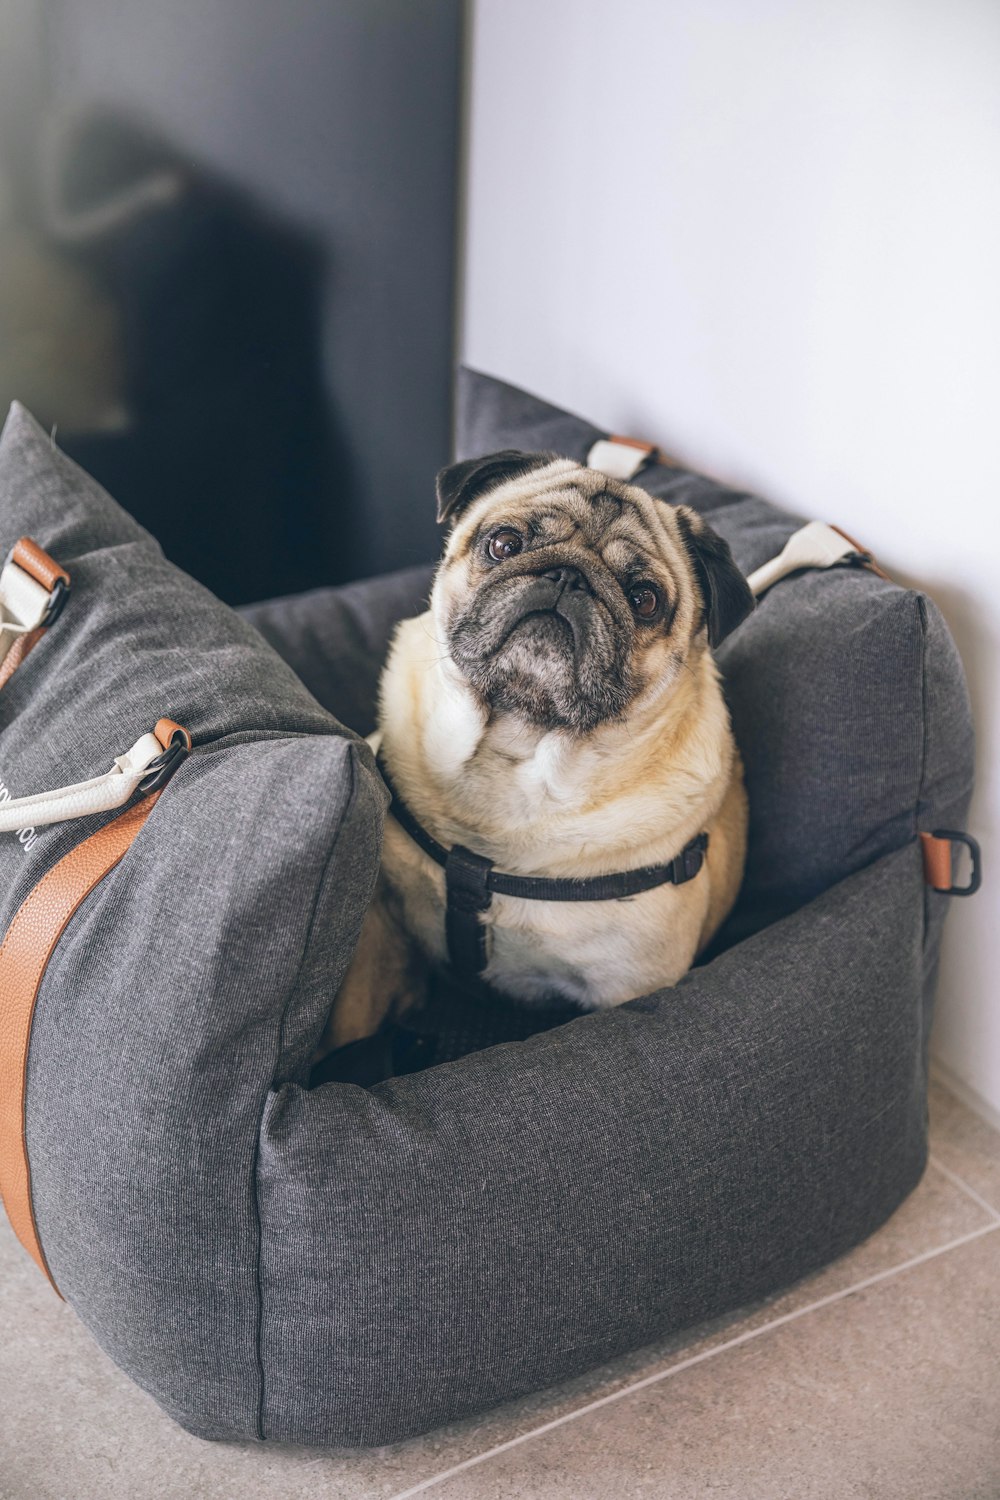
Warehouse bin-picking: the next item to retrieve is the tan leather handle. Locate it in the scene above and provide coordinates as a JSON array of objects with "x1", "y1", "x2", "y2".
[
  {"x1": 0, "y1": 629, "x2": 45, "y2": 692},
  {"x1": 11, "y1": 538, "x2": 70, "y2": 593},
  {"x1": 0, "y1": 721, "x2": 185, "y2": 1293}
]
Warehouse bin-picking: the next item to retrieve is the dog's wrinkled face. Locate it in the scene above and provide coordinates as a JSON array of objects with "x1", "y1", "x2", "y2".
[{"x1": 431, "y1": 451, "x2": 754, "y2": 733}]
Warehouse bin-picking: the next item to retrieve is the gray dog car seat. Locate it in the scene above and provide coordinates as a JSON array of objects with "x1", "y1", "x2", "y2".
[{"x1": 0, "y1": 369, "x2": 977, "y2": 1446}]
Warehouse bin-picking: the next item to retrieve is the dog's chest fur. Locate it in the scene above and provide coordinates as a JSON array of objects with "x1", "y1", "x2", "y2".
[{"x1": 375, "y1": 612, "x2": 739, "y2": 1010}]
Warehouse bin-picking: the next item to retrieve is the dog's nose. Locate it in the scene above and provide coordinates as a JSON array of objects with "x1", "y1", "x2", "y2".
[{"x1": 541, "y1": 565, "x2": 592, "y2": 594}]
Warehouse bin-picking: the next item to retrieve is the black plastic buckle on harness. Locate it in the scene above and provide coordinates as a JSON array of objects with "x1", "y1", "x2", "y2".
[
  {"x1": 445, "y1": 843, "x2": 494, "y2": 975},
  {"x1": 671, "y1": 832, "x2": 709, "y2": 885},
  {"x1": 138, "y1": 731, "x2": 190, "y2": 795},
  {"x1": 931, "y1": 829, "x2": 982, "y2": 897}
]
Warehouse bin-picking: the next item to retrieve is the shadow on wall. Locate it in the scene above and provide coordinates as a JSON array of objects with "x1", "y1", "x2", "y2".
[{"x1": 0, "y1": 107, "x2": 355, "y2": 605}]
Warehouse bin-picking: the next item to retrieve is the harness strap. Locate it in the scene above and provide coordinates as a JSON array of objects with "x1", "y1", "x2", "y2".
[
  {"x1": 377, "y1": 754, "x2": 708, "y2": 975},
  {"x1": 445, "y1": 844, "x2": 492, "y2": 974}
]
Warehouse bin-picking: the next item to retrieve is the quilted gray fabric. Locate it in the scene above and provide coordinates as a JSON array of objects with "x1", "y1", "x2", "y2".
[{"x1": 0, "y1": 375, "x2": 976, "y2": 1447}]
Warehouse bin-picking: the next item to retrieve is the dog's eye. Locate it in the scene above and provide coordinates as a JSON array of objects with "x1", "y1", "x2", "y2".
[
  {"x1": 487, "y1": 528, "x2": 523, "y2": 561},
  {"x1": 629, "y1": 583, "x2": 661, "y2": 620}
]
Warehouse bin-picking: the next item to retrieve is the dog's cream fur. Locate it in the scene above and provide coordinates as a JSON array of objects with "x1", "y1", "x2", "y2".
[{"x1": 325, "y1": 458, "x2": 749, "y2": 1051}]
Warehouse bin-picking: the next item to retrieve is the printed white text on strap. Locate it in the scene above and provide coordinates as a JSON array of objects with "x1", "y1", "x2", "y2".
[{"x1": 0, "y1": 734, "x2": 164, "y2": 832}]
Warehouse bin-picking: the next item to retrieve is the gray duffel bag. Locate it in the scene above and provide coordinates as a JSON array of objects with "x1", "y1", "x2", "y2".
[{"x1": 0, "y1": 370, "x2": 977, "y2": 1447}]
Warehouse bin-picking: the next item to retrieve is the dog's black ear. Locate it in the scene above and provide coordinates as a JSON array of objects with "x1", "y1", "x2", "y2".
[
  {"x1": 435, "y1": 450, "x2": 556, "y2": 525},
  {"x1": 675, "y1": 507, "x2": 755, "y2": 647}
]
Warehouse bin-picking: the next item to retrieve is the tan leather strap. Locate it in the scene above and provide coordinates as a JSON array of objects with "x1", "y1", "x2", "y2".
[
  {"x1": 587, "y1": 434, "x2": 680, "y2": 480},
  {"x1": 0, "y1": 719, "x2": 185, "y2": 1294},
  {"x1": 609, "y1": 433, "x2": 681, "y2": 468},
  {"x1": 11, "y1": 538, "x2": 70, "y2": 593},
  {"x1": 0, "y1": 627, "x2": 44, "y2": 692},
  {"x1": 920, "y1": 831, "x2": 955, "y2": 891},
  {"x1": 608, "y1": 434, "x2": 656, "y2": 459},
  {"x1": 0, "y1": 793, "x2": 164, "y2": 1293},
  {"x1": 829, "y1": 524, "x2": 891, "y2": 582},
  {"x1": 919, "y1": 830, "x2": 982, "y2": 896}
]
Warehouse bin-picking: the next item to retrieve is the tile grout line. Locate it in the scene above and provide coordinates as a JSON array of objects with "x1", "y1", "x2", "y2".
[
  {"x1": 386, "y1": 1219, "x2": 1000, "y2": 1500},
  {"x1": 927, "y1": 1153, "x2": 1000, "y2": 1223}
]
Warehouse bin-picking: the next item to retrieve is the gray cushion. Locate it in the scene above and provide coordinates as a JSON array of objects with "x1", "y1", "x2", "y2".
[
  {"x1": 1, "y1": 378, "x2": 975, "y2": 1448},
  {"x1": 245, "y1": 566, "x2": 433, "y2": 738},
  {"x1": 259, "y1": 840, "x2": 928, "y2": 1445}
]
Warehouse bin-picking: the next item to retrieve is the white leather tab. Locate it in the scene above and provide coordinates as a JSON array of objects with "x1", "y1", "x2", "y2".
[
  {"x1": 746, "y1": 521, "x2": 863, "y2": 598},
  {"x1": 0, "y1": 732, "x2": 166, "y2": 832},
  {"x1": 0, "y1": 557, "x2": 51, "y2": 662},
  {"x1": 586, "y1": 438, "x2": 655, "y2": 481}
]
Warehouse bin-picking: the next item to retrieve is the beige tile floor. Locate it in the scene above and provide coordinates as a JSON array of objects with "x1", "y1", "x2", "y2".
[{"x1": 1, "y1": 1076, "x2": 998, "y2": 1500}]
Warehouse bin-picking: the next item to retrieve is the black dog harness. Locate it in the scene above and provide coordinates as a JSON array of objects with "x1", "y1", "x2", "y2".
[{"x1": 376, "y1": 752, "x2": 708, "y2": 977}]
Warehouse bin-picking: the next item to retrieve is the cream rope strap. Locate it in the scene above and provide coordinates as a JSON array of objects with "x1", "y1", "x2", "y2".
[{"x1": 0, "y1": 723, "x2": 191, "y2": 832}]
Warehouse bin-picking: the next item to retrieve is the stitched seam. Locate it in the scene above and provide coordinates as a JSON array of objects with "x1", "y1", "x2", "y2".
[{"x1": 250, "y1": 738, "x2": 370, "y2": 1442}]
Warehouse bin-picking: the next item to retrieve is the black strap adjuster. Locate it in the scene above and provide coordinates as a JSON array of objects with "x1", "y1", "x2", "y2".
[
  {"x1": 670, "y1": 832, "x2": 708, "y2": 885},
  {"x1": 931, "y1": 828, "x2": 982, "y2": 897},
  {"x1": 139, "y1": 730, "x2": 190, "y2": 795},
  {"x1": 41, "y1": 575, "x2": 70, "y2": 626},
  {"x1": 375, "y1": 750, "x2": 711, "y2": 977},
  {"x1": 445, "y1": 843, "x2": 494, "y2": 975}
]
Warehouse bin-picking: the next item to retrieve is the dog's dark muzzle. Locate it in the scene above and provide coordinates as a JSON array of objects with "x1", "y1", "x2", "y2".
[
  {"x1": 449, "y1": 556, "x2": 636, "y2": 730},
  {"x1": 502, "y1": 566, "x2": 602, "y2": 646}
]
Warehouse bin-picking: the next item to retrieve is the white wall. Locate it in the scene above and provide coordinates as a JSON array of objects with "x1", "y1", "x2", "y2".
[{"x1": 462, "y1": 0, "x2": 1000, "y2": 1117}]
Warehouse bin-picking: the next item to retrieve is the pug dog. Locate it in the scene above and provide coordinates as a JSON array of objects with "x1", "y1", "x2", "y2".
[{"x1": 323, "y1": 449, "x2": 754, "y2": 1053}]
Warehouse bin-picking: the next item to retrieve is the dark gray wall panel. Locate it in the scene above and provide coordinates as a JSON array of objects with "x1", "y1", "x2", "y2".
[{"x1": 0, "y1": 0, "x2": 462, "y2": 600}]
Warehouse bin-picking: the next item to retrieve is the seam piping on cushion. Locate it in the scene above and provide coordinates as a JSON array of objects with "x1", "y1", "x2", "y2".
[
  {"x1": 250, "y1": 736, "x2": 371, "y2": 1442},
  {"x1": 848, "y1": 588, "x2": 928, "y2": 885},
  {"x1": 914, "y1": 594, "x2": 930, "y2": 954}
]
